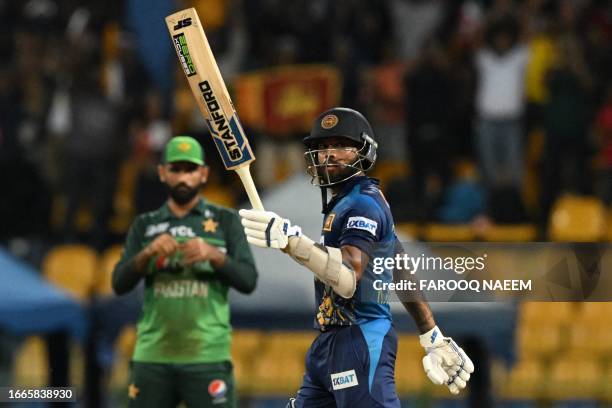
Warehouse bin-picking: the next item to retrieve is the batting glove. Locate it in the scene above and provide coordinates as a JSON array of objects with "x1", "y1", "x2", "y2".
[
  {"x1": 239, "y1": 209, "x2": 302, "y2": 249},
  {"x1": 420, "y1": 326, "x2": 474, "y2": 395}
]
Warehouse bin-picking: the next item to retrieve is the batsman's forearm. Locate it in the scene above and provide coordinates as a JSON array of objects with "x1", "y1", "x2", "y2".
[
  {"x1": 112, "y1": 250, "x2": 150, "y2": 295},
  {"x1": 393, "y1": 241, "x2": 435, "y2": 333},
  {"x1": 216, "y1": 257, "x2": 257, "y2": 294},
  {"x1": 403, "y1": 301, "x2": 436, "y2": 334}
]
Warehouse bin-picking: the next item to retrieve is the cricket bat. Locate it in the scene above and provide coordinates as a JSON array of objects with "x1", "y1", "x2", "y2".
[{"x1": 165, "y1": 8, "x2": 264, "y2": 210}]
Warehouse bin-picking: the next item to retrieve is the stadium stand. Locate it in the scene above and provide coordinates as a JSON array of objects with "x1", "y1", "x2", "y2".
[{"x1": 42, "y1": 245, "x2": 98, "y2": 301}]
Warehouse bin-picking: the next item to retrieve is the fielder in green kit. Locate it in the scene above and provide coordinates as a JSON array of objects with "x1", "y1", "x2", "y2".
[{"x1": 112, "y1": 136, "x2": 258, "y2": 408}]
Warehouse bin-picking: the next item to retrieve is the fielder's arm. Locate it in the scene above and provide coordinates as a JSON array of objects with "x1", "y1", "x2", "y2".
[
  {"x1": 112, "y1": 219, "x2": 179, "y2": 295},
  {"x1": 213, "y1": 211, "x2": 258, "y2": 294}
]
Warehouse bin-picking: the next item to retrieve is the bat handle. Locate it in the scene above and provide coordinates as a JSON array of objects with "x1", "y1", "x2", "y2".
[{"x1": 235, "y1": 165, "x2": 264, "y2": 210}]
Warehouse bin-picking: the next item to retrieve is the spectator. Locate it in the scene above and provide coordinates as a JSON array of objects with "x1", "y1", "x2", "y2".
[
  {"x1": 61, "y1": 62, "x2": 122, "y2": 248},
  {"x1": 131, "y1": 89, "x2": 171, "y2": 214},
  {"x1": 474, "y1": 16, "x2": 529, "y2": 194},
  {"x1": 540, "y1": 33, "x2": 593, "y2": 222},
  {"x1": 447, "y1": 44, "x2": 477, "y2": 160},
  {"x1": 363, "y1": 44, "x2": 407, "y2": 161},
  {"x1": 437, "y1": 160, "x2": 486, "y2": 223},
  {"x1": 596, "y1": 83, "x2": 612, "y2": 204},
  {"x1": 404, "y1": 38, "x2": 454, "y2": 220},
  {"x1": 0, "y1": 32, "x2": 52, "y2": 239},
  {"x1": 581, "y1": 0, "x2": 612, "y2": 105},
  {"x1": 523, "y1": 16, "x2": 556, "y2": 133},
  {"x1": 331, "y1": 35, "x2": 362, "y2": 110},
  {"x1": 0, "y1": 65, "x2": 22, "y2": 162},
  {"x1": 345, "y1": 0, "x2": 392, "y2": 65},
  {"x1": 390, "y1": 0, "x2": 445, "y2": 61}
]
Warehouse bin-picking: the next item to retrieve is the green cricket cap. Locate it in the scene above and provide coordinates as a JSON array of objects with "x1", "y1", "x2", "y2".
[{"x1": 164, "y1": 136, "x2": 205, "y2": 165}]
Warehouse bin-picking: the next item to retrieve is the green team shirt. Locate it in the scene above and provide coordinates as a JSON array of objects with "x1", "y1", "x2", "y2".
[{"x1": 115, "y1": 198, "x2": 257, "y2": 364}]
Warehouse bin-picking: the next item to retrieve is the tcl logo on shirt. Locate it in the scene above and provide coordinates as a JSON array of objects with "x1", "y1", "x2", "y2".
[
  {"x1": 144, "y1": 223, "x2": 196, "y2": 238},
  {"x1": 346, "y1": 216, "x2": 377, "y2": 236},
  {"x1": 169, "y1": 225, "x2": 196, "y2": 237}
]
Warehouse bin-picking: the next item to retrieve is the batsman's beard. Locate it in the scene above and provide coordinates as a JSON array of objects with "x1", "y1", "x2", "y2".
[
  {"x1": 325, "y1": 162, "x2": 359, "y2": 184},
  {"x1": 167, "y1": 183, "x2": 201, "y2": 205}
]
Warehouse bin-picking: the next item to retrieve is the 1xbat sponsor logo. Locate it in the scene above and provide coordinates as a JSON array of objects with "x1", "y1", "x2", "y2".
[
  {"x1": 198, "y1": 80, "x2": 243, "y2": 161},
  {"x1": 173, "y1": 17, "x2": 192, "y2": 30},
  {"x1": 346, "y1": 216, "x2": 377, "y2": 235},
  {"x1": 330, "y1": 369, "x2": 358, "y2": 390},
  {"x1": 173, "y1": 34, "x2": 196, "y2": 77}
]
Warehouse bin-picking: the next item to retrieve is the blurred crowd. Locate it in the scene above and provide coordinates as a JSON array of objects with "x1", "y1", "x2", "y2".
[{"x1": 1, "y1": 0, "x2": 611, "y2": 255}]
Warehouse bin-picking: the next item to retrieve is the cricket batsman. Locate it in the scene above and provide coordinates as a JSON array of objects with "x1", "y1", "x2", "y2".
[
  {"x1": 112, "y1": 136, "x2": 258, "y2": 407},
  {"x1": 240, "y1": 108, "x2": 474, "y2": 407}
]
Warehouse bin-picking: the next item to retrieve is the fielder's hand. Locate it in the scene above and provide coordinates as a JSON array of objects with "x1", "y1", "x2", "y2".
[
  {"x1": 181, "y1": 237, "x2": 223, "y2": 266},
  {"x1": 419, "y1": 326, "x2": 474, "y2": 395},
  {"x1": 144, "y1": 233, "x2": 179, "y2": 258},
  {"x1": 239, "y1": 209, "x2": 302, "y2": 249}
]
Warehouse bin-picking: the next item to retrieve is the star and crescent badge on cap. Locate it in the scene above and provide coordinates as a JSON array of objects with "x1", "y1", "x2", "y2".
[{"x1": 178, "y1": 142, "x2": 192, "y2": 152}]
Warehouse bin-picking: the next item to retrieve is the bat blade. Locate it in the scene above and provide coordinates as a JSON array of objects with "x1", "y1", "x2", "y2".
[{"x1": 166, "y1": 8, "x2": 263, "y2": 210}]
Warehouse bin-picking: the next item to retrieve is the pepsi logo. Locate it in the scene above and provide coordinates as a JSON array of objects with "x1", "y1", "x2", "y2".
[{"x1": 208, "y1": 379, "x2": 227, "y2": 398}]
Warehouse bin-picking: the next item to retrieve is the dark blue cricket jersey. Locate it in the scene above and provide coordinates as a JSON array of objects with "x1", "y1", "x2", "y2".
[
  {"x1": 315, "y1": 176, "x2": 396, "y2": 330},
  {"x1": 296, "y1": 176, "x2": 401, "y2": 407}
]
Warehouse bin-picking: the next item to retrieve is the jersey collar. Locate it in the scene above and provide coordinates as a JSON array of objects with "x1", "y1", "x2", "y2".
[
  {"x1": 325, "y1": 176, "x2": 377, "y2": 213},
  {"x1": 159, "y1": 197, "x2": 207, "y2": 220}
]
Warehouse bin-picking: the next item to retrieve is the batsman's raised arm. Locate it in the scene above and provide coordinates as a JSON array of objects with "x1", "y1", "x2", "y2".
[{"x1": 239, "y1": 209, "x2": 358, "y2": 299}]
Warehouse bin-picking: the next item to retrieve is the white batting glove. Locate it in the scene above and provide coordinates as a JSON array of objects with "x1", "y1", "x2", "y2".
[
  {"x1": 420, "y1": 326, "x2": 474, "y2": 395},
  {"x1": 239, "y1": 209, "x2": 302, "y2": 249}
]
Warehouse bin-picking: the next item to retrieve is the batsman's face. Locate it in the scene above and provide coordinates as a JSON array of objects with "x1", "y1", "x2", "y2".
[
  {"x1": 158, "y1": 162, "x2": 209, "y2": 205},
  {"x1": 316, "y1": 137, "x2": 360, "y2": 182}
]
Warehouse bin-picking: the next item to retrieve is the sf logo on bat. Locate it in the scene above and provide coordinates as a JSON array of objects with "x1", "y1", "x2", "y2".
[
  {"x1": 198, "y1": 81, "x2": 243, "y2": 162},
  {"x1": 174, "y1": 18, "x2": 192, "y2": 30}
]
